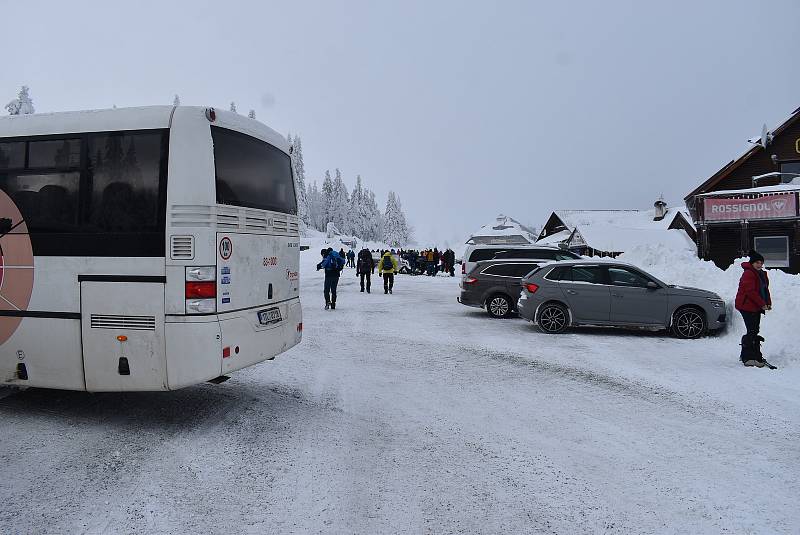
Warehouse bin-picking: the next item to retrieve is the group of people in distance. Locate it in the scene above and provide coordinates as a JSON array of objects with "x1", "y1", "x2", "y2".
[
  {"x1": 400, "y1": 248, "x2": 457, "y2": 276},
  {"x1": 316, "y1": 245, "x2": 459, "y2": 309},
  {"x1": 316, "y1": 247, "x2": 400, "y2": 310}
]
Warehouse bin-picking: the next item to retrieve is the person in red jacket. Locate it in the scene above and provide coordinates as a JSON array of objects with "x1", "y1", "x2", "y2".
[{"x1": 734, "y1": 251, "x2": 771, "y2": 367}]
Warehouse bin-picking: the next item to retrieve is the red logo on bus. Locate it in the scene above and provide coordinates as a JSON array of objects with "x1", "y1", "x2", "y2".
[
  {"x1": 0, "y1": 190, "x2": 35, "y2": 345},
  {"x1": 219, "y1": 237, "x2": 233, "y2": 260}
]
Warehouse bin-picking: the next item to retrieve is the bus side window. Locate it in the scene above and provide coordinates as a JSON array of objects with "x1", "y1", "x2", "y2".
[{"x1": 88, "y1": 132, "x2": 163, "y2": 232}]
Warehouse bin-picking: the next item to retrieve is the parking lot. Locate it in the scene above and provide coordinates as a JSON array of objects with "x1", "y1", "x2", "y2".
[{"x1": 1, "y1": 266, "x2": 799, "y2": 534}]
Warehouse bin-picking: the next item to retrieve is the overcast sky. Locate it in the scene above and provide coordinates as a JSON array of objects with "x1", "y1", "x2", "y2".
[{"x1": 3, "y1": 0, "x2": 800, "y2": 246}]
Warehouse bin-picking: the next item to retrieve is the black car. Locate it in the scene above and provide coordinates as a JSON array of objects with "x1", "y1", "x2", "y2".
[{"x1": 458, "y1": 259, "x2": 541, "y2": 318}]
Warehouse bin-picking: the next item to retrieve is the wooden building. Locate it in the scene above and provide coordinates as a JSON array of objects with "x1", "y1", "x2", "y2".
[{"x1": 685, "y1": 106, "x2": 800, "y2": 272}]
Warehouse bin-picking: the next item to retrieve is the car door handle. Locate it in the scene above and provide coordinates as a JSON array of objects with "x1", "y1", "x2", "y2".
[
  {"x1": 566, "y1": 289, "x2": 578, "y2": 295},
  {"x1": 612, "y1": 293, "x2": 623, "y2": 298}
]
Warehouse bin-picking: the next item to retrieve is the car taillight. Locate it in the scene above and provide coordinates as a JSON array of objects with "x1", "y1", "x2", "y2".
[
  {"x1": 464, "y1": 276, "x2": 478, "y2": 284},
  {"x1": 186, "y1": 266, "x2": 216, "y2": 314},
  {"x1": 185, "y1": 281, "x2": 216, "y2": 299},
  {"x1": 525, "y1": 283, "x2": 539, "y2": 294},
  {"x1": 462, "y1": 263, "x2": 466, "y2": 274}
]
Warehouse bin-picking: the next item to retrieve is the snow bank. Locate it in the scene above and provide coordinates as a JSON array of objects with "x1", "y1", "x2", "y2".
[{"x1": 619, "y1": 243, "x2": 800, "y2": 365}]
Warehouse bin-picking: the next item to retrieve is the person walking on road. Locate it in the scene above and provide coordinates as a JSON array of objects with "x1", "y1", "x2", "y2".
[
  {"x1": 444, "y1": 248, "x2": 456, "y2": 277},
  {"x1": 379, "y1": 249, "x2": 399, "y2": 294},
  {"x1": 735, "y1": 250, "x2": 772, "y2": 367},
  {"x1": 347, "y1": 249, "x2": 356, "y2": 268},
  {"x1": 357, "y1": 247, "x2": 375, "y2": 293},
  {"x1": 317, "y1": 248, "x2": 345, "y2": 310}
]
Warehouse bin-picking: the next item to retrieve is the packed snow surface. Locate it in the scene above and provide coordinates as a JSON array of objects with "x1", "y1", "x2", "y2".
[{"x1": 1, "y1": 248, "x2": 799, "y2": 534}]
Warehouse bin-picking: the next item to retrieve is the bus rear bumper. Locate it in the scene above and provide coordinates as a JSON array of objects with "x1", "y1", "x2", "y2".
[{"x1": 165, "y1": 299, "x2": 302, "y2": 389}]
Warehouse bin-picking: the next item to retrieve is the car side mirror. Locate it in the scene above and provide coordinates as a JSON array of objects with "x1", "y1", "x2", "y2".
[{"x1": 646, "y1": 281, "x2": 659, "y2": 290}]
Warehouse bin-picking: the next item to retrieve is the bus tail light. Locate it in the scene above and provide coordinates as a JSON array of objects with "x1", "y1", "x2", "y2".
[
  {"x1": 186, "y1": 266, "x2": 216, "y2": 314},
  {"x1": 185, "y1": 281, "x2": 216, "y2": 299}
]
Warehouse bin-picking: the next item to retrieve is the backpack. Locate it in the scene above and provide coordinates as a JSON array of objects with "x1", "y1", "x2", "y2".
[
  {"x1": 326, "y1": 253, "x2": 344, "y2": 271},
  {"x1": 382, "y1": 255, "x2": 394, "y2": 271}
]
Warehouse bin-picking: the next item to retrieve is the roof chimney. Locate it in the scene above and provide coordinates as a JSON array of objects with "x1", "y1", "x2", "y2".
[{"x1": 653, "y1": 196, "x2": 668, "y2": 221}]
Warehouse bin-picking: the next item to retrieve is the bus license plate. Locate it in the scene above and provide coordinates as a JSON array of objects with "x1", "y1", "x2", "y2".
[{"x1": 258, "y1": 308, "x2": 282, "y2": 325}]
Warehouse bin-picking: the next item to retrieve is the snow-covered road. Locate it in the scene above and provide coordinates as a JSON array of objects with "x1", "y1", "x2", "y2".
[{"x1": 1, "y1": 256, "x2": 799, "y2": 534}]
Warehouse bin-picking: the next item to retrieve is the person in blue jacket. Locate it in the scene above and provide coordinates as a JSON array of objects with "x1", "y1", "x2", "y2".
[{"x1": 317, "y1": 248, "x2": 344, "y2": 309}]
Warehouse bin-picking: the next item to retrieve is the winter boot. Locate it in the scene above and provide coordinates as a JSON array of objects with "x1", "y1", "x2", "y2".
[
  {"x1": 325, "y1": 303, "x2": 330, "y2": 310},
  {"x1": 740, "y1": 335, "x2": 756, "y2": 364},
  {"x1": 331, "y1": 302, "x2": 336, "y2": 310}
]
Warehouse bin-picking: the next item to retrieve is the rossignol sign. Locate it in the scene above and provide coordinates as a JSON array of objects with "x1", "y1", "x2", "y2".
[{"x1": 703, "y1": 193, "x2": 797, "y2": 221}]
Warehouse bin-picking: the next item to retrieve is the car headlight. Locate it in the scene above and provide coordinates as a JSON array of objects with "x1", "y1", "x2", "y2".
[{"x1": 706, "y1": 297, "x2": 725, "y2": 308}]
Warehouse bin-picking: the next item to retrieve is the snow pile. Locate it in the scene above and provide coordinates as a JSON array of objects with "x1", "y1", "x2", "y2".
[{"x1": 620, "y1": 243, "x2": 800, "y2": 365}]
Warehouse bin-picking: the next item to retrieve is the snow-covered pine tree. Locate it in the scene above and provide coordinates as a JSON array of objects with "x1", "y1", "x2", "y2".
[
  {"x1": 230, "y1": 102, "x2": 237, "y2": 113},
  {"x1": 307, "y1": 181, "x2": 324, "y2": 231},
  {"x1": 5, "y1": 86, "x2": 34, "y2": 115},
  {"x1": 332, "y1": 169, "x2": 350, "y2": 234},
  {"x1": 322, "y1": 170, "x2": 335, "y2": 229},
  {"x1": 173, "y1": 94, "x2": 180, "y2": 106},
  {"x1": 383, "y1": 191, "x2": 411, "y2": 247},
  {"x1": 248, "y1": 110, "x2": 256, "y2": 119},
  {"x1": 348, "y1": 175, "x2": 366, "y2": 239},
  {"x1": 366, "y1": 189, "x2": 383, "y2": 241},
  {"x1": 289, "y1": 135, "x2": 310, "y2": 231}
]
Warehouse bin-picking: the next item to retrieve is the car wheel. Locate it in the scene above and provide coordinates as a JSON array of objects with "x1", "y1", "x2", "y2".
[
  {"x1": 672, "y1": 307, "x2": 707, "y2": 339},
  {"x1": 537, "y1": 302, "x2": 569, "y2": 334},
  {"x1": 486, "y1": 294, "x2": 512, "y2": 319}
]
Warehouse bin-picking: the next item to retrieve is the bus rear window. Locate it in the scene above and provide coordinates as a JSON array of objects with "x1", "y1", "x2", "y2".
[{"x1": 211, "y1": 126, "x2": 297, "y2": 214}]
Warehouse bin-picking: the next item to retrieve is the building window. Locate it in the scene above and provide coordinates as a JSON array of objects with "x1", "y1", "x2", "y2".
[
  {"x1": 780, "y1": 161, "x2": 800, "y2": 183},
  {"x1": 753, "y1": 236, "x2": 790, "y2": 268}
]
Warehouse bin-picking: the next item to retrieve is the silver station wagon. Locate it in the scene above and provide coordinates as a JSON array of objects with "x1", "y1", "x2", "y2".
[{"x1": 517, "y1": 260, "x2": 727, "y2": 338}]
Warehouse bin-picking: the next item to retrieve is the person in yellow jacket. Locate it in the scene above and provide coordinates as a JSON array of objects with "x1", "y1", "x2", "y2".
[{"x1": 378, "y1": 250, "x2": 399, "y2": 294}]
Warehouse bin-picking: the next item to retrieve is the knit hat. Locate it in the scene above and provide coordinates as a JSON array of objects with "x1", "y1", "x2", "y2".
[{"x1": 748, "y1": 250, "x2": 765, "y2": 264}]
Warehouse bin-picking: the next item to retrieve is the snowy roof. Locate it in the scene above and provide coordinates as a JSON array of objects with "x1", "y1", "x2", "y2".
[
  {"x1": 555, "y1": 208, "x2": 691, "y2": 231},
  {"x1": 466, "y1": 214, "x2": 536, "y2": 244},
  {"x1": 697, "y1": 183, "x2": 800, "y2": 197},
  {"x1": 537, "y1": 208, "x2": 694, "y2": 252},
  {"x1": 571, "y1": 225, "x2": 695, "y2": 253}
]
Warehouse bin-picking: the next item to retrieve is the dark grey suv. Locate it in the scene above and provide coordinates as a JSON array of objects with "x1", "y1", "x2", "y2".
[
  {"x1": 517, "y1": 260, "x2": 727, "y2": 338},
  {"x1": 458, "y1": 260, "x2": 542, "y2": 318}
]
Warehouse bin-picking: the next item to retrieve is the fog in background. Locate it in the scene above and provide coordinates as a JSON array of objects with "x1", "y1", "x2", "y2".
[{"x1": 2, "y1": 0, "x2": 799, "y2": 246}]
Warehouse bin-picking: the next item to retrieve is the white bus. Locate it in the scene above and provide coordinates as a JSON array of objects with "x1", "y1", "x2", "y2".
[{"x1": 0, "y1": 106, "x2": 302, "y2": 391}]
